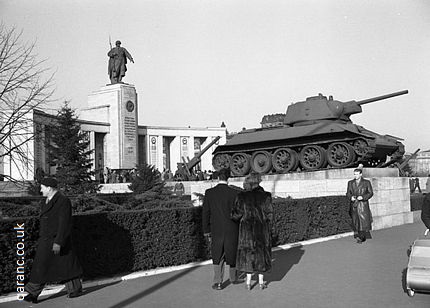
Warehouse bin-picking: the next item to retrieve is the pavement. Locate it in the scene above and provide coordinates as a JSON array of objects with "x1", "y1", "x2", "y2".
[{"x1": 2, "y1": 222, "x2": 430, "y2": 308}]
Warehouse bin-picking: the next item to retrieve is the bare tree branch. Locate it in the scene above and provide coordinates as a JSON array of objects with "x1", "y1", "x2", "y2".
[{"x1": 0, "y1": 23, "x2": 56, "y2": 181}]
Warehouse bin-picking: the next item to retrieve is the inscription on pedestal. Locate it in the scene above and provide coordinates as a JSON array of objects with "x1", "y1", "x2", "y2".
[{"x1": 121, "y1": 87, "x2": 137, "y2": 168}]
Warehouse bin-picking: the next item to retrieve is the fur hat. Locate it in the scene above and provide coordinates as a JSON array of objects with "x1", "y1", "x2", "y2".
[{"x1": 244, "y1": 173, "x2": 262, "y2": 186}]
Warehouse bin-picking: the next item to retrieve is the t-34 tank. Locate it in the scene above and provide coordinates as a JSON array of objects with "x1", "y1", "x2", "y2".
[{"x1": 212, "y1": 90, "x2": 408, "y2": 176}]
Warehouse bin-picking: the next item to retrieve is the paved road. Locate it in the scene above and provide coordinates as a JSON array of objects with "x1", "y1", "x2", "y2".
[{"x1": 3, "y1": 222, "x2": 430, "y2": 308}]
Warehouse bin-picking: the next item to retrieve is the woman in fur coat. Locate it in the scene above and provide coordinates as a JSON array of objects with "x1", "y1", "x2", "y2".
[{"x1": 231, "y1": 173, "x2": 273, "y2": 290}]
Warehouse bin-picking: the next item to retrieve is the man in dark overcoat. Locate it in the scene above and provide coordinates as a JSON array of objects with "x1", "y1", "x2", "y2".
[
  {"x1": 24, "y1": 177, "x2": 83, "y2": 303},
  {"x1": 202, "y1": 168, "x2": 240, "y2": 290},
  {"x1": 346, "y1": 168, "x2": 374, "y2": 243},
  {"x1": 421, "y1": 193, "x2": 430, "y2": 230}
]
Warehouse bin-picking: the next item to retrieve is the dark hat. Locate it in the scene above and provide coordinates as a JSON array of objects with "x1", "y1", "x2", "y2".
[
  {"x1": 115, "y1": 40, "x2": 121, "y2": 45},
  {"x1": 40, "y1": 177, "x2": 58, "y2": 188}
]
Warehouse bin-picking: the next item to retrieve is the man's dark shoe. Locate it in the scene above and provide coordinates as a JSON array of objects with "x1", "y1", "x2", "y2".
[
  {"x1": 23, "y1": 293, "x2": 38, "y2": 303},
  {"x1": 212, "y1": 283, "x2": 223, "y2": 290},
  {"x1": 231, "y1": 279, "x2": 244, "y2": 285},
  {"x1": 67, "y1": 288, "x2": 83, "y2": 298},
  {"x1": 356, "y1": 238, "x2": 366, "y2": 244}
]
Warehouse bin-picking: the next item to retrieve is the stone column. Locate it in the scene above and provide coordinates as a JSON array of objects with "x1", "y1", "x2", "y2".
[{"x1": 85, "y1": 83, "x2": 138, "y2": 169}]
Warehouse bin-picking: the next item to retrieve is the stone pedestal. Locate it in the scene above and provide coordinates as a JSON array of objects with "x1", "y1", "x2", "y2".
[{"x1": 82, "y1": 84, "x2": 138, "y2": 169}]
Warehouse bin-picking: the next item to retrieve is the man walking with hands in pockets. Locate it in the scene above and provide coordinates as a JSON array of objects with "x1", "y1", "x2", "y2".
[{"x1": 24, "y1": 177, "x2": 83, "y2": 303}]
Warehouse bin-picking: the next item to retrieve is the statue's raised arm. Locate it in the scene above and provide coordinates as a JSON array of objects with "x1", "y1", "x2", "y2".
[{"x1": 108, "y1": 40, "x2": 134, "y2": 84}]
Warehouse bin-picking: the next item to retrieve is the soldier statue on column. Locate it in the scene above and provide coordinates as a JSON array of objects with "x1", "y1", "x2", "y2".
[{"x1": 108, "y1": 40, "x2": 134, "y2": 84}]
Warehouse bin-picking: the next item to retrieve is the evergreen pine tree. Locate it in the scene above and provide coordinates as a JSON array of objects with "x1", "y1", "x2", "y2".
[
  {"x1": 128, "y1": 163, "x2": 162, "y2": 193},
  {"x1": 49, "y1": 102, "x2": 98, "y2": 194}
]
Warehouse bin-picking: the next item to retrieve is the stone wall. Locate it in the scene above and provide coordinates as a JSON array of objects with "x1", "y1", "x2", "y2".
[
  {"x1": 168, "y1": 168, "x2": 413, "y2": 231},
  {"x1": 98, "y1": 183, "x2": 132, "y2": 194}
]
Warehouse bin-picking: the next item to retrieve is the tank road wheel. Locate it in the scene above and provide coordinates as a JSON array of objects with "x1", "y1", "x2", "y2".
[
  {"x1": 212, "y1": 153, "x2": 231, "y2": 171},
  {"x1": 230, "y1": 153, "x2": 251, "y2": 176},
  {"x1": 353, "y1": 139, "x2": 370, "y2": 157},
  {"x1": 251, "y1": 151, "x2": 273, "y2": 174},
  {"x1": 299, "y1": 145, "x2": 326, "y2": 171},
  {"x1": 272, "y1": 148, "x2": 298, "y2": 173},
  {"x1": 327, "y1": 142, "x2": 356, "y2": 168}
]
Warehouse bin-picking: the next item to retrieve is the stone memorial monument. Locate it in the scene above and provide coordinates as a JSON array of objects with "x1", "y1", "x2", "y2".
[
  {"x1": 82, "y1": 73, "x2": 138, "y2": 169},
  {"x1": 79, "y1": 39, "x2": 138, "y2": 169}
]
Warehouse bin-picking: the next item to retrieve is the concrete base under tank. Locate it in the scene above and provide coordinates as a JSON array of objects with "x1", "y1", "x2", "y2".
[{"x1": 177, "y1": 167, "x2": 414, "y2": 231}]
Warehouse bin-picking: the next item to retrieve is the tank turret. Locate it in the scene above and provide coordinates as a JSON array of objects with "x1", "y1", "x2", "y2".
[
  {"x1": 284, "y1": 90, "x2": 408, "y2": 126},
  {"x1": 212, "y1": 90, "x2": 409, "y2": 176}
]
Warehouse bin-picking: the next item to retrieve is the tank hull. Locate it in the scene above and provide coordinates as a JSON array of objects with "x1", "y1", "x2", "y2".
[{"x1": 212, "y1": 122, "x2": 404, "y2": 176}]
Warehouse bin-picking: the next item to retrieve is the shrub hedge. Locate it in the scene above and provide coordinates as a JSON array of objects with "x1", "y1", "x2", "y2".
[
  {"x1": 0, "y1": 192, "x2": 193, "y2": 218},
  {"x1": 0, "y1": 195, "x2": 351, "y2": 294},
  {"x1": 0, "y1": 196, "x2": 44, "y2": 205},
  {"x1": 0, "y1": 201, "x2": 41, "y2": 218},
  {"x1": 95, "y1": 193, "x2": 132, "y2": 205}
]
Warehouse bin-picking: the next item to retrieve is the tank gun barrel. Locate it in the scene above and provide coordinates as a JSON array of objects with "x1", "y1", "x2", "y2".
[
  {"x1": 184, "y1": 136, "x2": 221, "y2": 170},
  {"x1": 175, "y1": 136, "x2": 221, "y2": 180},
  {"x1": 357, "y1": 90, "x2": 408, "y2": 105},
  {"x1": 398, "y1": 148, "x2": 420, "y2": 171},
  {"x1": 195, "y1": 136, "x2": 221, "y2": 160}
]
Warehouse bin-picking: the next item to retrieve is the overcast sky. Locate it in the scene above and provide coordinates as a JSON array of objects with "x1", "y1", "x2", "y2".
[{"x1": 1, "y1": 0, "x2": 429, "y2": 152}]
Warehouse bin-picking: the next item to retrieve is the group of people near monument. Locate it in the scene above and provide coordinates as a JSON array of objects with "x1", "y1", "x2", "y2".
[
  {"x1": 26, "y1": 165, "x2": 430, "y2": 302},
  {"x1": 202, "y1": 168, "x2": 274, "y2": 290},
  {"x1": 19, "y1": 37, "x2": 421, "y2": 301},
  {"x1": 102, "y1": 167, "x2": 136, "y2": 184},
  {"x1": 201, "y1": 167, "x2": 375, "y2": 291},
  {"x1": 173, "y1": 169, "x2": 215, "y2": 181}
]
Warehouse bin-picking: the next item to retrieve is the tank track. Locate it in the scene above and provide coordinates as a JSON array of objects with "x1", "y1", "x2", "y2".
[{"x1": 212, "y1": 137, "x2": 403, "y2": 176}]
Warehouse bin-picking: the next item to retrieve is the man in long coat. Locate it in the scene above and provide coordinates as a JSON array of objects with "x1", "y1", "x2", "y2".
[
  {"x1": 108, "y1": 40, "x2": 134, "y2": 84},
  {"x1": 346, "y1": 168, "x2": 374, "y2": 243},
  {"x1": 202, "y1": 168, "x2": 240, "y2": 290},
  {"x1": 421, "y1": 193, "x2": 430, "y2": 230},
  {"x1": 24, "y1": 177, "x2": 83, "y2": 303}
]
